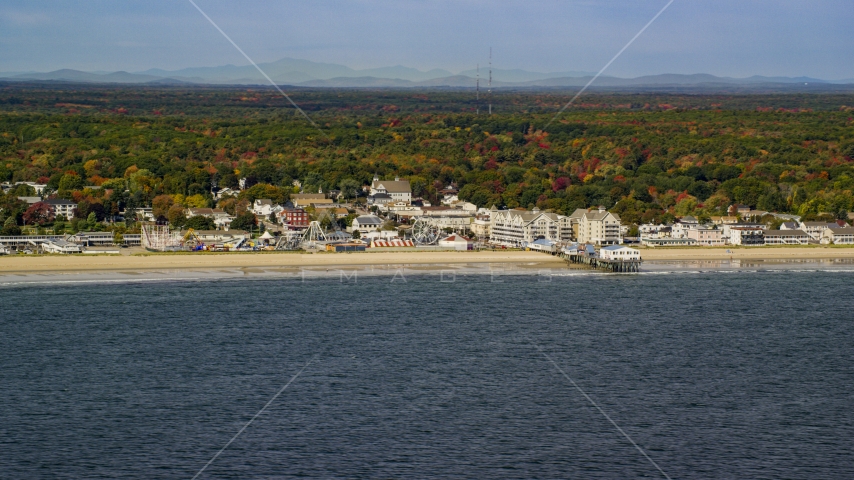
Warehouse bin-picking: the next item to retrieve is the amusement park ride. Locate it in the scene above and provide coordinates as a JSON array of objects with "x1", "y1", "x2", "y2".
[{"x1": 143, "y1": 216, "x2": 451, "y2": 252}]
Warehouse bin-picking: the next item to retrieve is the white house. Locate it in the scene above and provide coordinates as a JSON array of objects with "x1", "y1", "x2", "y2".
[
  {"x1": 671, "y1": 216, "x2": 699, "y2": 238},
  {"x1": 447, "y1": 201, "x2": 477, "y2": 213},
  {"x1": 727, "y1": 225, "x2": 765, "y2": 246},
  {"x1": 252, "y1": 199, "x2": 276, "y2": 216},
  {"x1": 350, "y1": 214, "x2": 383, "y2": 234},
  {"x1": 370, "y1": 175, "x2": 411, "y2": 203},
  {"x1": 439, "y1": 184, "x2": 459, "y2": 205},
  {"x1": 41, "y1": 239, "x2": 81, "y2": 254},
  {"x1": 641, "y1": 237, "x2": 697, "y2": 247},
  {"x1": 821, "y1": 226, "x2": 854, "y2": 245},
  {"x1": 15, "y1": 181, "x2": 47, "y2": 194},
  {"x1": 764, "y1": 229, "x2": 810, "y2": 245},
  {"x1": 214, "y1": 187, "x2": 238, "y2": 199},
  {"x1": 600, "y1": 245, "x2": 641, "y2": 261},
  {"x1": 250, "y1": 199, "x2": 286, "y2": 219},
  {"x1": 186, "y1": 208, "x2": 233, "y2": 228},
  {"x1": 800, "y1": 221, "x2": 838, "y2": 240}
]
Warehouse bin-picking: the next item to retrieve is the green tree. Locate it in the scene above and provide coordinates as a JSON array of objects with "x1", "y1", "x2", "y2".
[
  {"x1": 185, "y1": 215, "x2": 215, "y2": 230},
  {"x1": 58, "y1": 173, "x2": 85, "y2": 192},
  {"x1": 238, "y1": 183, "x2": 289, "y2": 204},
  {"x1": 339, "y1": 178, "x2": 361, "y2": 200},
  {"x1": 230, "y1": 212, "x2": 257, "y2": 231},
  {"x1": 167, "y1": 205, "x2": 187, "y2": 227},
  {"x1": 1, "y1": 216, "x2": 21, "y2": 235}
]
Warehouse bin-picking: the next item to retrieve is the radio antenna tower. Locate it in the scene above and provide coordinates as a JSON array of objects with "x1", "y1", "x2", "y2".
[
  {"x1": 476, "y1": 64, "x2": 480, "y2": 115},
  {"x1": 488, "y1": 47, "x2": 493, "y2": 115}
]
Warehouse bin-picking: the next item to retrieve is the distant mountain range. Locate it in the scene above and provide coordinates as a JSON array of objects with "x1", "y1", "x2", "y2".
[{"x1": 2, "y1": 57, "x2": 852, "y2": 90}]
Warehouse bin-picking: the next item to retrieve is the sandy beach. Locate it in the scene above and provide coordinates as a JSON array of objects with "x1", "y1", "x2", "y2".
[
  {"x1": 0, "y1": 250, "x2": 565, "y2": 274},
  {"x1": 639, "y1": 246, "x2": 854, "y2": 261},
  {"x1": 2, "y1": 246, "x2": 854, "y2": 275}
]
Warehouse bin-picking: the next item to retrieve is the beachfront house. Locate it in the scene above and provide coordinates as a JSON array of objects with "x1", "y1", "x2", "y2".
[
  {"x1": 686, "y1": 225, "x2": 724, "y2": 246},
  {"x1": 800, "y1": 221, "x2": 838, "y2": 240},
  {"x1": 40, "y1": 239, "x2": 82, "y2": 254},
  {"x1": 821, "y1": 226, "x2": 854, "y2": 245},
  {"x1": 671, "y1": 216, "x2": 699, "y2": 238},
  {"x1": 764, "y1": 229, "x2": 811, "y2": 245},
  {"x1": 641, "y1": 237, "x2": 697, "y2": 247},
  {"x1": 727, "y1": 225, "x2": 765, "y2": 246}
]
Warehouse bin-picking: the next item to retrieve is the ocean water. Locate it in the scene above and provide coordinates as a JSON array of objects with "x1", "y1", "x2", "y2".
[{"x1": 2, "y1": 270, "x2": 853, "y2": 479}]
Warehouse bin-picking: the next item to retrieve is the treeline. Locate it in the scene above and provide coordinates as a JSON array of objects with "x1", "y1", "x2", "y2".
[{"x1": 1, "y1": 85, "x2": 854, "y2": 229}]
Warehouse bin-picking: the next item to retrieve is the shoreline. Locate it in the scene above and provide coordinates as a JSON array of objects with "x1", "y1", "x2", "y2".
[{"x1": 1, "y1": 246, "x2": 854, "y2": 275}]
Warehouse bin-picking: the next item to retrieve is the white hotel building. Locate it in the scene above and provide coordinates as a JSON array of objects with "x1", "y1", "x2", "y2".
[{"x1": 489, "y1": 207, "x2": 573, "y2": 247}]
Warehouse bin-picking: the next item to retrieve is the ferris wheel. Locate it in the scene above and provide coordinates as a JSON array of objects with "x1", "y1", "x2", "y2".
[{"x1": 411, "y1": 217, "x2": 440, "y2": 245}]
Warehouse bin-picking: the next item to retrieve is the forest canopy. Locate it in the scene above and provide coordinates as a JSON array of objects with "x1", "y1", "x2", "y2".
[{"x1": 2, "y1": 83, "x2": 854, "y2": 227}]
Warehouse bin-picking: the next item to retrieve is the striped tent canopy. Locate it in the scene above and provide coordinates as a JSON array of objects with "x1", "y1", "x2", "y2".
[{"x1": 370, "y1": 239, "x2": 415, "y2": 248}]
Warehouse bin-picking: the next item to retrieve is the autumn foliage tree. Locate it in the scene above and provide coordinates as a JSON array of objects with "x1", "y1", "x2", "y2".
[{"x1": 23, "y1": 202, "x2": 55, "y2": 226}]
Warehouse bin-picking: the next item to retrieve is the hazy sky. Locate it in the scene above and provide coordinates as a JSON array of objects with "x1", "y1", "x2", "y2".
[{"x1": 1, "y1": 0, "x2": 852, "y2": 79}]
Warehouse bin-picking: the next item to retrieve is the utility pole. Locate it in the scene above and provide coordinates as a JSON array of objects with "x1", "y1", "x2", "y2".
[{"x1": 476, "y1": 64, "x2": 480, "y2": 115}]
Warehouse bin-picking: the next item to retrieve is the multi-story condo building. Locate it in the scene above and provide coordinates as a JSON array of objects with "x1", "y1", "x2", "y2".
[
  {"x1": 489, "y1": 207, "x2": 572, "y2": 247},
  {"x1": 44, "y1": 198, "x2": 77, "y2": 220},
  {"x1": 576, "y1": 207, "x2": 622, "y2": 245}
]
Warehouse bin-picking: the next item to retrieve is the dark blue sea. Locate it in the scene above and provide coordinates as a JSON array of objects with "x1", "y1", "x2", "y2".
[{"x1": 2, "y1": 270, "x2": 853, "y2": 479}]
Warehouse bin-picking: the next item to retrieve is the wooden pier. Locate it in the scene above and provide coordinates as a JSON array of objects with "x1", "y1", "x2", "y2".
[{"x1": 559, "y1": 253, "x2": 642, "y2": 272}]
